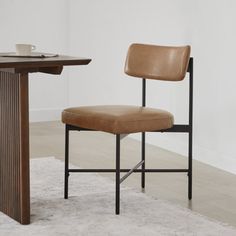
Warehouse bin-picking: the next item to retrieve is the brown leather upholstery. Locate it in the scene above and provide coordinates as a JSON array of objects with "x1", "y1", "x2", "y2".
[
  {"x1": 125, "y1": 44, "x2": 190, "y2": 81},
  {"x1": 62, "y1": 44, "x2": 191, "y2": 134},
  {"x1": 62, "y1": 105, "x2": 174, "y2": 134}
]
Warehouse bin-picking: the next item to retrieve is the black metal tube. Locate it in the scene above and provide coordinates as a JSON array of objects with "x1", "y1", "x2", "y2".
[
  {"x1": 116, "y1": 134, "x2": 120, "y2": 215},
  {"x1": 68, "y1": 168, "x2": 188, "y2": 173},
  {"x1": 141, "y1": 132, "x2": 145, "y2": 188},
  {"x1": 152, "y1": 124, "x2": 189, "y2": 133},
  {"x1": 141, "y1": 78, "x2": 146, "y2": 189},
  {"x1": 64, "y1": 125, "x2": 69, "y2": 199},
  {"x1": 120, "y1": 160, "x2": 144, "y2": 184},
  {"x1": 142, "y1": 78, "x2": 146, "y2": 107},
  {"x1": 188, "y1": 57, "x2": 193, "y2": 200}
]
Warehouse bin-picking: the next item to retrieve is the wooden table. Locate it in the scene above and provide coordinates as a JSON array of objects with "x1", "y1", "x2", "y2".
[{"x1": 0, "y1": 54, "x2": 91, "y2": 224}]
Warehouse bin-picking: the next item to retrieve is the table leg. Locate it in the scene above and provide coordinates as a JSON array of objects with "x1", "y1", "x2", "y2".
[{"x1": 0, "y1": 71, "x2": 30, "y2": 224}]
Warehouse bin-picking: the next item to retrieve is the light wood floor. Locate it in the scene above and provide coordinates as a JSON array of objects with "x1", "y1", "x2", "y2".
[{"x1": 30, "y1": 121, "x2": 236, "y2": 227}]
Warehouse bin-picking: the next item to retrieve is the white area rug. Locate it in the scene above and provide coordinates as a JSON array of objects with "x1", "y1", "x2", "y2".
[{"x1": 0, "y1": 157, "x2": 236, "y2": 236}]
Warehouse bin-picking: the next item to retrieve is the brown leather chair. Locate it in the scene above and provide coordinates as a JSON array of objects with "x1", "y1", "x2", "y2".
[{"x1": 62, "y1": 43, "x2": 193, "y2": 214}]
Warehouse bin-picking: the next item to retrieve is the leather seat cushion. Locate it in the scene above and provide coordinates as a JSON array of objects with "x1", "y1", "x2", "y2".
[{"x1": 62, "y1": 105, "x2": 174, "y2": 134}]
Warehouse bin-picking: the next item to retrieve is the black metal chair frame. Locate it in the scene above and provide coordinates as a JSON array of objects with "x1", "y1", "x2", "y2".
[{"x1": 64, "y1": 57, "x2": 193, "y2": 215}]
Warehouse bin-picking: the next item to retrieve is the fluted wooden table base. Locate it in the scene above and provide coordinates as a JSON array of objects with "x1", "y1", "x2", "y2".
[
  {"x1": 0, "y1": 71, "x2": 30, "y2": 224},
  {"x1": 0, "y1": 54, "x2": 91, "y2": 224}
]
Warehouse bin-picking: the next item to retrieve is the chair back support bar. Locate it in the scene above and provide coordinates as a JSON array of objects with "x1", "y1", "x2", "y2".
[
  {"x1": 141, "y1": 57, "x2": 193, "y2": 129},
  {"x1": 125, "y1": 43, "x2": 190, "y2": 81},
  {"x1": 188, "y1": 57, "x2": 193, "y2": 130}
]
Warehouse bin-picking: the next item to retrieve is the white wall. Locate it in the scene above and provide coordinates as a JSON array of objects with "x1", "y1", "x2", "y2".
[
  {"x1": 1, "y1": 0, "x2": 236, "y2": 174},
  {"x1": 68, "y1": 0, "x2": 236, "y2": 174},
  {"x1": 152, "y1": 0, "x2": 236, "y2": 174},
  {"x1": 190, "y1": 0, "x2": 236, "y2": 173},
  {"x1": 0, "y1": 0, "x2": 69, "y2": 121}
]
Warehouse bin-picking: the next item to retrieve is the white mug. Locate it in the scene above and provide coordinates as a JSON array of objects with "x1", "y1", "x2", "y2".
[{"x1": 15, "y1": 44, "x2": 36, "y2": 56}]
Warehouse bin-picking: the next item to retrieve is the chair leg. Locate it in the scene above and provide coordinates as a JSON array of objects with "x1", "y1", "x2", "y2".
[
  {"x1": 188, "y1": 130, "x2": 192, "y2": 200},
  {"x1": 64, "y1": 125, "x2": 69, "y2": 199},
  {"x1": 141, "y1": 132, "x2": 145, "y2": 189},
  {"x1": 116, "y1": 134, "x2": 120, "y2": 215}
]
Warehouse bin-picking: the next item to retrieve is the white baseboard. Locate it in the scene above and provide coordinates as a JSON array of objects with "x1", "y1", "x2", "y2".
[
  {"x1": 193, "y1": 144, "x2": 236, "y2": 175},
  {"x1": 29, "y1": 108, "x2": 62, "y2": 122},
  {"x1": 131, "y1": 133, "x2": 236, "y2": 175}
]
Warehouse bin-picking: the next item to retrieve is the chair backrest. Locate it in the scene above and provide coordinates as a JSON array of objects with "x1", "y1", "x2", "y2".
[{"x1": 124, "y1": 43, "x2": 191, "y2": 81}]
